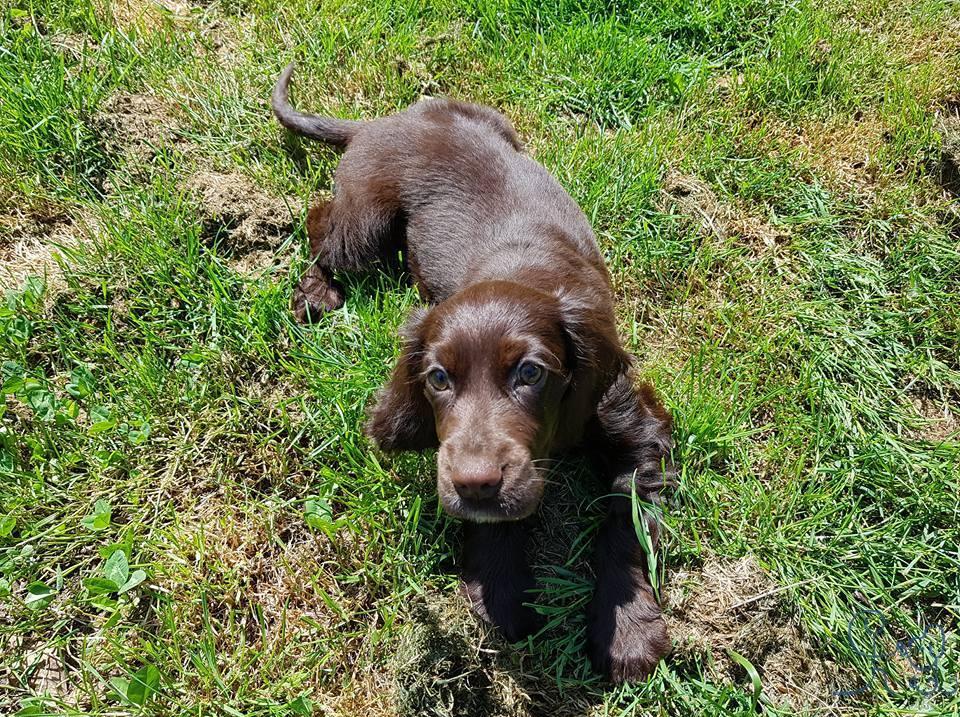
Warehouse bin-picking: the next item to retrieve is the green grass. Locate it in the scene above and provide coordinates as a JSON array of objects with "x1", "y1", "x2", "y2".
[{"x1": 2, "y1": 0, "x2": 959, "y2": 714}]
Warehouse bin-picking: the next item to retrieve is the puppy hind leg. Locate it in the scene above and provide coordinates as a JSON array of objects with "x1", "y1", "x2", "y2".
[
  {"x1": 292, "y1": 193, "x2": 395, "y2": 323},
  {"x1": 292, "y1": 262, "x2": 344, "y2": 323},
  {"x1": 292, "y1": 201, "x2": 345, "y2": 322}
]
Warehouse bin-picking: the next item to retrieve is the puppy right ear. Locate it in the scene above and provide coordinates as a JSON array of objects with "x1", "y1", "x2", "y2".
[{"x1": 364, "y1": 308, "x2": 439, "y2": 452}]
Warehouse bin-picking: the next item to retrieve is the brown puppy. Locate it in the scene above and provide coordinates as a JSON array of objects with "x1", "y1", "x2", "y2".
[{"x1": 272, "y1": 63, "x2": 673, "y2": 681}]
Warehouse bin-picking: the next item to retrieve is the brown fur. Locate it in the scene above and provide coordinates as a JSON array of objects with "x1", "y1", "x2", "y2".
[{"x1": 273, "y1": 63, "x2": 674, "y2": 682}]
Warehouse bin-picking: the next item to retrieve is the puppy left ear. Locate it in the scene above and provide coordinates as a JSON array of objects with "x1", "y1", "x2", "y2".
[
  {"x1": 364, "y1": 308, "x2": 439, "y2": 452},
  {"x1": 556, "y1": 289, "x2": 631, "y2": 411}
]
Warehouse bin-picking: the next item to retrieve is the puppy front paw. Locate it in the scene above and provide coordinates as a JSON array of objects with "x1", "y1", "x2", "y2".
[
  {"x1": 587, "y1": 584, "x2": 669, "y2": 682},
  {"x1": 462, "y1": 577, "x2": 543, "y2": 643}
]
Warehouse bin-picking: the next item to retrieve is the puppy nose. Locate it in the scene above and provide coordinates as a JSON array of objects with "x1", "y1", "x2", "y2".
[{"x1": 452, "y1": 459, "x2": 503, "y2": 501}]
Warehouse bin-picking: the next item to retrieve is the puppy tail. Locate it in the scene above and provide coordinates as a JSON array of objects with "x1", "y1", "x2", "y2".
[{"x1": 271, "y1": 62, "x2": 364, "y2": 148}]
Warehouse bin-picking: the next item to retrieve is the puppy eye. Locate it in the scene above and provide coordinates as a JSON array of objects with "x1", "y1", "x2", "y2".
[
  {"x1": 427, "y1": 368, "x2": 450, "y2": 391},
  {"x1": 517, "y1": 361, "x2": 544, "y2": 386}
]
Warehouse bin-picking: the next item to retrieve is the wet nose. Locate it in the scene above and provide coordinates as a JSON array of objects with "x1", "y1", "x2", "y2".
[{"x1": 452, "y1": 458, "x2": 503, "y2": 501}]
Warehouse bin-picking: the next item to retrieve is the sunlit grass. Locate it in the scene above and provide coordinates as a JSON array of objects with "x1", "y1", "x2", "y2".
[{"x1": 1, "y1": 0, "x2": 958, "y2": 715}]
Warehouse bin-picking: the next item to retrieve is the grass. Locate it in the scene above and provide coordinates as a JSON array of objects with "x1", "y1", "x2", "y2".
[{"x1": 1, "y1": 0, "x2": 958, "y2": 714}]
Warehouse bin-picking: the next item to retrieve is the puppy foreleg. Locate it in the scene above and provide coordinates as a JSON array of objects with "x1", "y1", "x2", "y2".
[
  {"x1": 461, "y1": 521, "x2": 543, "y2": 642},
  {"x1": 585, "y1": 373, "x2": 673, "y2": 682}
]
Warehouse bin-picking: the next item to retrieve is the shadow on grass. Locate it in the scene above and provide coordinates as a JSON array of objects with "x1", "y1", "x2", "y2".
[
  {"x1": 393, "y1": 598, "x2": 606, "y2": 717},
  {"x1": 392, "y1": 458, "x2": 609, "y2": 717}
]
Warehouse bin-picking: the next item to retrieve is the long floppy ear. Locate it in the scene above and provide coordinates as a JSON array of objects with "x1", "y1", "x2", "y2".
[
  {"x1": 555, "y1": 289, "x2": 631, "y2": 421},
  {"x1": 364, "y1": 308, "x2": 439, "y2": 452}
]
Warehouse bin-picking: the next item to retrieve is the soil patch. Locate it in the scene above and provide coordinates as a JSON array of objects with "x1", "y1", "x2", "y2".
[
  {"x1": 95, "y1": 91, "x2": 185, "y2": 165},
  {"x1": 184, "y1": 171, "x2": 297, "y2": 271},
  {"x1": 757, "y1": 113, "x2": 893, "y2": 203},
  {"x1": 0, "y1": 208, "x2": 83, "y2": 300},
  {"x1": 935, "y1": 100, "x2": 960, "y2": 198},
  {"x1": 664, "y1": 556, "x2": 843, "y2": 711},
  {"x1": 660, "y1": 171, "x2": 787, "y2": 254},
  {"x1": 0, "y1": 636, "x2": 76, "y2": 704},
  {"x1": 101, "y1": 0, "x2": 194, "y2": 32},
  {"x1": 910, "y1": 394, "x2": 959, "y2": 443}
]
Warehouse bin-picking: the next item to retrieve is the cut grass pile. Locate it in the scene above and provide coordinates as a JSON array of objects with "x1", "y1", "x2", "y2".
[{"x1": 1, "y1": 0, "x2": 958, "y2": 715}]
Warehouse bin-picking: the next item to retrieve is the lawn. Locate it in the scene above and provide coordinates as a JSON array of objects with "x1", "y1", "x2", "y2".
[{"x1": 1, "y1": 0, "x2": 959, "y2": 714}]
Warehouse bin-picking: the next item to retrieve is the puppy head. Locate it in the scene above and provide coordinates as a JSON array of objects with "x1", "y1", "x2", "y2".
[{"x1": 366, "y1": 280, "x2": 627, "y2": 522}]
